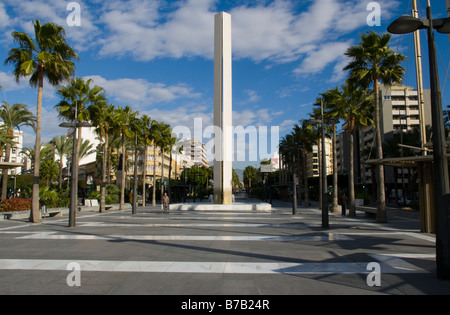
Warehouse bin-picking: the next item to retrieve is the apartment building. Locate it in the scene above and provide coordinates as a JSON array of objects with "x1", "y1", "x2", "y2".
[
  {"x1": 306, "y1": 137, "x2": 333, "y2": 178},
  {"x1": 0, "y1": 127, "x2": 25, "y2": 175},
  {"x1": 336, "y1": 83, "x2": 432, "y2": 187},
  {"x1": 179, "y1": 138, "x2": 209, "y2": 167}
]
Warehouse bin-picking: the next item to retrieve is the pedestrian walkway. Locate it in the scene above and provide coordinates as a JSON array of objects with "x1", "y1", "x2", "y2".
[{"x1": 0, "y1": 201, "x2": 448, "y2": 295}]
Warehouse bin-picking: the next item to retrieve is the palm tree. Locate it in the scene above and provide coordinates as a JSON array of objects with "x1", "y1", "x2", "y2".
[
  {"x1": 327, "y1": 82, "x2": 374, "y2": 216},
  {"x1": 113, "y1": 105, "x2": 138, "y2": 210},
  {"x1": 156, "y1": 122, "x2": 174, "y2": 203},
  {"x1": 0, "y1": 102, "x2": 35, "y2": 200},
  {"x1": 78, "y1": 139, "x2": 95, "y2": 160},
  {"x1": 318, "y1": 89, "x2": 342, "y2": 213},
  {"x1": 5, "y1": 20, "x2": 79, "y2": 222},
  {"x1": 55, "y1": 77, "x2": 105, "y2": 222},
  {"x1": 48, "y1": 135, "x2": 73, "y2": 190},
  {"x1": 138, "y1": 115, "x2": 154, "y2": 207},
  {"x1": 89, "y1": 102, "x2": 114, "y2": 212},
  {"x1": 344, "y1": 31, "x2": 405, "y2": 223},
  {"x1": 151, "y1": 120, "x2": 161, "y2": 206}
]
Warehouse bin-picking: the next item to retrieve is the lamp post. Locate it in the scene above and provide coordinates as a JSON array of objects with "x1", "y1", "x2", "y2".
[
  {"x1": 59, "y1": 119, "x2": 92, "y2": 228},
  {"x1": 388, "y1": 1, "x2": 450, "y2": 280}
]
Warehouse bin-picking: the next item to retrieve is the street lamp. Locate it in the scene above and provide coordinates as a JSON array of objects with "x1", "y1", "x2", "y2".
[
  {"x1": 59, "y1": 120, "x2": 92, "y2": 228},
  {"x1": 307, "y1": 99, "x2": 338, "y2": 229},
  {"x1": 388, "y1": 1, "x2": 450, "y2": 280}
]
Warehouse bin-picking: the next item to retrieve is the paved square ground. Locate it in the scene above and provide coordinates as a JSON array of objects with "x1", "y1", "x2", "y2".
[{"x1": 0, "y1": 200, "x2": 448, "y2": 297}]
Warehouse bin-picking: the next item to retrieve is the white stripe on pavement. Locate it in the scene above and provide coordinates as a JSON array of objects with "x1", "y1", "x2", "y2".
[
  {"x1": 16, "y1": 232, "x2": 353, "y2": 241},
  {"x1": 0, "y1": 257, "x2": 429, "y2": 274}
]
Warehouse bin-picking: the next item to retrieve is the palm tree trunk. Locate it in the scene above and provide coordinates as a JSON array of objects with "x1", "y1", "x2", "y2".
[
  {"x1": 318, "y1": 141, "x2": 322, "y2": 210},
  {"x1": 100, "y1": 133, "x2": 108, "y2": 213},
  {"x1": 1, "y1": 140, "x2": 12, "y2": 200},
  {"x1": 58, "y1": 158, "x2": 63, "y2": 190},
  {"x1": 349, "y1": 129, "x2": 356, "y2": 217},
  {"x1": 30, "y1": 67, "x2": 43, "y2": 223},
  {"x1": 120, "y1": 132, "x2": 126, "y2": 210},
  {"x1": 303, "y1": 148, "x2": 309, "y2": 207},
  {"x1": 142, "y1": 145, "x2": 147, "y2": 207},
  {"x1": 152, "y1": 143, "x2": 156, "y2": 206},
  {"x1": 374, "y1": 78, "x2": 387, "y2": 222},
  {"x1": 161, "y1": 148, "x2": 165, "y2": 202},
  {"x1": 332, "y1": 124, "x2": 338, "y2": 213},
  {"x1": 132, "y1": 140, "x2": 138, "y2": 214}
]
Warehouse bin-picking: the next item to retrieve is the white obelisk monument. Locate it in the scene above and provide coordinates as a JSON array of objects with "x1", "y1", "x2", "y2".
[{"x1": 213, "y1": 12, "x2": 233, "y2": 205}]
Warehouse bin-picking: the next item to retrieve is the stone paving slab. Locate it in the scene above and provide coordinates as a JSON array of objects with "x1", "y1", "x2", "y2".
[{"x1": 0, "y1": 200, "x2": 448, "y2": 298}]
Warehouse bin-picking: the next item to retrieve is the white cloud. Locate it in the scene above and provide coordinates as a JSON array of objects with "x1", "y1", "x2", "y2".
[
  {"x1": 84, "y1": 75, "x2": 201, "y2": 107},
  {"x1": 0, "y1": 0, "x2": 401, "y2": 80},
  {"x1": 1, "y1": 0, "x2": 100, "y2": 51},
  {"x1": 294, "y1": 41, "x2": 352, "y2": 75}
]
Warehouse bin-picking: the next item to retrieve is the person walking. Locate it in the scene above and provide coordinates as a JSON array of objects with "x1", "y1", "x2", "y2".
[
  {"x1": 340, "y1": 193, "x2": 348, "y2": 217},
  {"x1": 162, "y1": 192, "x2": 170, "y2": 213}
]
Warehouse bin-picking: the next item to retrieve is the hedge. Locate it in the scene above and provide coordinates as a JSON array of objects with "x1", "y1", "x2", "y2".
[{"x1": 0, "y1": 198, "x2": 32, "y2": 212}]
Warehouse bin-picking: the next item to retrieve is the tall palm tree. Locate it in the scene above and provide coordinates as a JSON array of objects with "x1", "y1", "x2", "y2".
[
  {"x1": 55, "y1": 77, "x2": 105, "y2": 224},
  {"x1": 327, "y1": 82, "x2": 374, "y2": 216},
  {"x1": 48, "y1": 134, "x2": 73, "y2": 190},
  {"x1": 89, "y1": 102, "x2": 114, "y2": 212},
  {"x1": 138, "y1": 115, "x2": 153, "y2": 207},
  {"x1": 5, "y1": 20, "x2": 79, "y2": 222},
  {"x1": 156, "y1": 122, "x2": 174, "y2": 203},
  {"x1": 0, "y1": 102, "x2": 35, "y2": 200},
  {"x1": 344, "y1": 31, "x2": 405, "y2": 223},
  {"x1": 151, "y1": 120, "x2": 161, "y2": 206},
  {"x1": 113, "y1": 105, "x2": 138, "y2": 210},
  {"x1": 318, "y1": 89, "x2": 342, "y2": 213}
]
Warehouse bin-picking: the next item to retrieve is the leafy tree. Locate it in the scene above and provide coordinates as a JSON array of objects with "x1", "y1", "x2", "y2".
[
  {"x1": 48, "y1": 135, "x2": 73, "y2": 190},
  {"x1": 0, "y1": 102, "x2": 35, "y2": 200},
  {"x1": 344, "y1": 31, "x2": 405, "y2": 222},
  {"x1": 5, "y1": 20, "x2": 79, "y2": 222}
]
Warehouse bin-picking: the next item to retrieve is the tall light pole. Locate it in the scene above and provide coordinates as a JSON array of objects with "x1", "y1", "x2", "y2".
[{"x1": 388, "y1": 1, "x2": 450, "y2": 280}]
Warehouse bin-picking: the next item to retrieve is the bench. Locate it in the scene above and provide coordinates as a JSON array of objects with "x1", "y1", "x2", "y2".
[{"x1": 48, "y1": 211, "x2": 62, "y2": 218}]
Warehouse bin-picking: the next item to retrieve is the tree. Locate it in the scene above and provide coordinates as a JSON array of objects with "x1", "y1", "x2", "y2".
[
  {"x1": 48, "y1": 135, "x2": 73, "y2": 190},
  {"x1": 0, "y1": 102, "x2": 35, "y2": 200},
  {"x1": 326, "y1": 82, "x2": 374, "y2": 216},
  {"x1": 344, "y1": 31, "x2": 405, "y2": 223},
  {"x1": 5, "y1": 20, "x2": 79, "y2": 222},
  {"x1": 39, "y1": 159, "x2": 59, "y2": 186},
  {"x1": 55, "y1": 77, "x2": 105, "y2": 225},
  {"x1": 155, "y1": 122, "x2": 174, "y2": 203},
  {"x1": 138, "y1": 115, "x2": 154, "y2": 207},
  {"x1": 89, "y1": 102, "x2": 114, "y2": 212},
  {"x1": 243, "y1": 165, "x2": 261, "y2": 197},
  {"x1": 113, "y1": 105, "x2": 138, "y2": 210}
]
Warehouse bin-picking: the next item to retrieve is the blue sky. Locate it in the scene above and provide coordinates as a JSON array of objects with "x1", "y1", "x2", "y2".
[{"x1": 1, "y1": 0, "x2": 450, "y2": 170}]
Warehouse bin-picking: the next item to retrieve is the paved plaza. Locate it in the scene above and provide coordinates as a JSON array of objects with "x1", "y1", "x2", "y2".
[{"x1": 0, "y1": 200, "x2": 449, "y2": 296}]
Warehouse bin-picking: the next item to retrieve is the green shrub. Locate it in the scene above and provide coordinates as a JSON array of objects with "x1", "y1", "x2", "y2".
[{"x1": 105, "y1": 184, "x2": 120, "y2": 204}]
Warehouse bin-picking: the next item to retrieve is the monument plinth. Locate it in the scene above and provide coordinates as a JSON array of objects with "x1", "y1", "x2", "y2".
[{"x1": 213, "y1": 12, "x2": 233, "y2": 205}]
